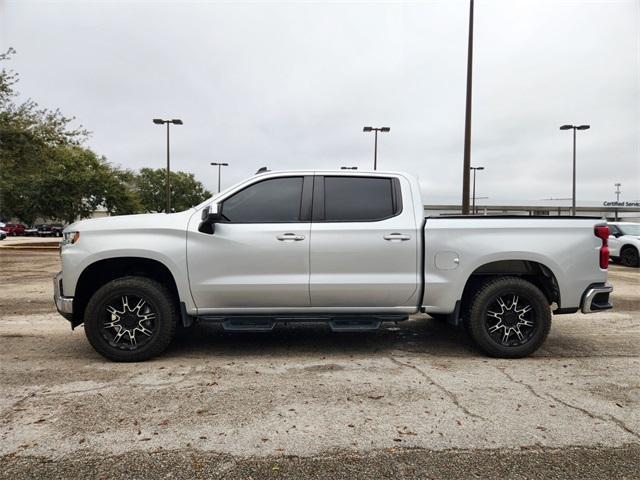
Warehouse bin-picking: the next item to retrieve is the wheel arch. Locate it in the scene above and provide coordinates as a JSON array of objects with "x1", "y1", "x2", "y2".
[
  {"x1": 459, "y1": 259, "x2": 561, "y2": 319},
  {"x1": 72, "y1": 257, "x2": 181, "y2": 328}
]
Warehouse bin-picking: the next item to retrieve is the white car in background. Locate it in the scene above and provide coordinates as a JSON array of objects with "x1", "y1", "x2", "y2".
[
  {"x1": 609, "y1": 222, "x2": 640, "y2": 267},
  {"x1": 0, "y1": 229, "x2": 6, "y2": 241}
]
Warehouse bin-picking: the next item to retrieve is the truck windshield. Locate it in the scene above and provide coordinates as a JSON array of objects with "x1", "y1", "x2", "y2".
[{"x1": 619, "y1": 224, "x2": 640, "y2": 236}]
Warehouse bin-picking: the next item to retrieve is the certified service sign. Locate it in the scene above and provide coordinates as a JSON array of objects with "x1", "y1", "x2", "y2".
[{"x1": 603, "y1": 201, "x2": 640, "y2": 207}]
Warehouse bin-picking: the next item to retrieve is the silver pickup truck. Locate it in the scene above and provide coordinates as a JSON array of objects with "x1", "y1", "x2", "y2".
[{"x1": 54, "y1": 170, "x2": 612, "y2": 361}]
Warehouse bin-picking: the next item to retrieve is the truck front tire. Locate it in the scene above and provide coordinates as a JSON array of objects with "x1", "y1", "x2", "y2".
[
  {"x1": 467, "y1": 276, "x2": 551, "y2": 358},
  {"x1": 84, "y1": 276, "x2": 178, "y2": 362}
]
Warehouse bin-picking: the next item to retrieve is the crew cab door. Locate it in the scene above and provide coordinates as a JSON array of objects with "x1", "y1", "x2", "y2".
[
  {"x1": 309, "y1": 174, "x2": 419, "y2": 308},
  {"x1": 187, "y1": 175, "x2": 313, "y2": 311}
]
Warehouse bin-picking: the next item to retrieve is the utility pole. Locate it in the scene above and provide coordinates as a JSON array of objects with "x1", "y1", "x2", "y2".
[{"x1": 461, "y1": 0, "x2": 474, "y2": 215}]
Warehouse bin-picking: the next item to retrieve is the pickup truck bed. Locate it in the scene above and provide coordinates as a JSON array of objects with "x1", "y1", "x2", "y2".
[{"x1": 422, "y1": 216, "x2": 611, "y2": 316}]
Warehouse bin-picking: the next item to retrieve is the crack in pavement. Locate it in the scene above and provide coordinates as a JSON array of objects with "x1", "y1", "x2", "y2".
[
  {"x1": 496, "y1": 366, "x2": 547, "y2": 401},
  {"x1": 546, "y1": 392, "x2": 640, "y2": 440},
  {"x1": 496, "y1": 366, "x2": 640, "y2": 441},
  {"x1": 388, "y1": 356, "x2": 484, "y2": 421}
]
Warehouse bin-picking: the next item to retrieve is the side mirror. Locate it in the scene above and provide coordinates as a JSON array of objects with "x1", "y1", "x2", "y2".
[{"x1": 198, "y1": 203, "x2": 221, "y2": 234}]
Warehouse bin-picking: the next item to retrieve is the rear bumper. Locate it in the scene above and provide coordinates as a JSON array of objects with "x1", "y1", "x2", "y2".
[
  {"x1": 53, "y1": 272, "x2": 74, "y2": 321},
  {"x1": 581, "y1": 282, "x2": 613, "y2": 314}
]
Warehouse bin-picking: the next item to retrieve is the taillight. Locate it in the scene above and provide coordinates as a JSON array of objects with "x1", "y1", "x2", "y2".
[{"x1": 594, "y1": 225, "x2": 609, "y2": 269}]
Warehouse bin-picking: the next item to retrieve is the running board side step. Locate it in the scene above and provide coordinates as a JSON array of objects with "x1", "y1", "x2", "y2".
[
  {"x1": 328, "y1": 319, "x2": 381, "y2": 331},
  {"x1": 223, "y1": 317, "x2": 276, "y2": 331},
  {"x1": 197, "y1": 314, "x2": 408, "y2": 332}
]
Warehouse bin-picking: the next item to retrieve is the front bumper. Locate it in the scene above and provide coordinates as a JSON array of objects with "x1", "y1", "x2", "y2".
[
  {"x1": 53, "y1": 271, "x2": 74, "y2": 321},
  {"x1": 581, "y1": 282, "x2": 613, "y2": 314}
]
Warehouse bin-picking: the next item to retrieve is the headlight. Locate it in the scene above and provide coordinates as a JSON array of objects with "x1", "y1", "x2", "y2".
[{"x1": 61, "y1": 231, "x2": 80, "y2": 246}]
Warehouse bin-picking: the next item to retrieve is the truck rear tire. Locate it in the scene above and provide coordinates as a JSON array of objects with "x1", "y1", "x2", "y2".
[
  {"x1": 84, "y1": 276, "x2": 178, "y2": 362},
  {"x1": 467, "y1": 276, "x2": 551, "y2": 358}
]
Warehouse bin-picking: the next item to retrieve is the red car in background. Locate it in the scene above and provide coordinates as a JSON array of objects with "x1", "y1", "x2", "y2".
[{"x1": 2, "y1": 223, "x2": 26, "y2": 236}]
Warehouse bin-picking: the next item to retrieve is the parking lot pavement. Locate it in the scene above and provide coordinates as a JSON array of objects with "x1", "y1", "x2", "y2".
[
  {"x1": 0, "y1": 236, "x2": 60, "y2": 250},
  {"x1": 0, "y1": 250, "x2": 638, "y2": 479}
]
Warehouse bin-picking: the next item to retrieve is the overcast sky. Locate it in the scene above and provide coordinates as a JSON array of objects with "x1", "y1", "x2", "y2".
[{"x1": 2, "y1": 0, "x2": 639, "y2": 205}]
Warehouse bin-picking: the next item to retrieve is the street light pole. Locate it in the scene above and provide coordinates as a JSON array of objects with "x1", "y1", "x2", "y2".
[
  {"x1": 363, "y1": 126, "x2": 390, "y2": 170},
  {"x1": 614, "y1": 182, "x2": 622, "y2": 221},
  {"x1": 572, "y1": 127, "x2": 576, "y2": 216},
  {"x1": 470, "y1": 166, "x2": 484, "y2": 214},
  {"x1": 374, "y1": 129, "x2": 378, "y2": 170},
  {"x1": 210, "y1": 162, "x2": 229, "y2": 193},
  {"x1": 560, "y1": 124, "x2": 590, "y2": 216},
  {"x1": 153, "y1": 118, "x2": 183, "y2": 213},
  {"x1": 165, "y1": 122, "x2": 170, "y2": 213}
]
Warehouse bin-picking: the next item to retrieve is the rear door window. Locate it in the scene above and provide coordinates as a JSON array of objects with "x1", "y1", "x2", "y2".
[{"x1": 322, "y1": 176, "x2": 398, "y2": 222}]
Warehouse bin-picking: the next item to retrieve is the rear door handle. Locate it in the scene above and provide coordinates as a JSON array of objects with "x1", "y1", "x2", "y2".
[
  {"x1": 383, "y1": 233, "x2": 411, "y2": 241},
  {"x1": 277, "y1": 233, "x2": 305, "y2": 241}
]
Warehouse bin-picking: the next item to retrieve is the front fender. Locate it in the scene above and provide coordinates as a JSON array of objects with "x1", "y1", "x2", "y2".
[{"x1": 60, "y1": 227, "x2": 196, "y2": 313}]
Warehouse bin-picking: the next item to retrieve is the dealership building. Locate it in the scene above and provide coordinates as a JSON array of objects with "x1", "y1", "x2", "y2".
[{"x1": 424, "y1": 200, "x2": 640, "y2": 222}]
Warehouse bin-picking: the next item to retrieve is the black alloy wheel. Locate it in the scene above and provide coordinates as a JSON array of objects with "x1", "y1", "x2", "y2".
[
  {"x1": 484, "y1": 293, "x2": 536, "y2": 347},
  {"x1": 100, "y1": 294, "x2": 158, "y2": 350},
  {"x1": 84, "y1": 276, "x2": 177, "y2": 362},
  {"x1": 466, "y1": 277, "x2": 551, "y2": 358}
]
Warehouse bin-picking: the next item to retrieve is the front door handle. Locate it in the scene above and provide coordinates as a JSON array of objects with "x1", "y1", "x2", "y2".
[
  {"x1": 384, "y1": 233, "x2": 411, "y2": 241},
  {"x1": 277, "y1": 233, "x2": 305, "y2": 241}
]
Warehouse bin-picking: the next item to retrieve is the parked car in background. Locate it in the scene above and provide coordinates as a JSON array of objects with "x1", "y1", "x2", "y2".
[
  {"x1": 38, "y1": 224, "x2": 64, "y2": 237},
  {"x1": 24, "y1": 225, "x2": 40, "y2": 236},
  {"x1": 0, "y1": 229, "x2": 6, "y2": 241},
  {"x1": 2, "y1": 223, "x2": 26, "y2": 236},
  {"x1": 609, "y1": 222, "x2": 640, "y2": 267}
]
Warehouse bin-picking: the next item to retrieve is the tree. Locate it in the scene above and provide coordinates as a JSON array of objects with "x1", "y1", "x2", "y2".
[
  {"x1": 24, "y1": 148, "x2": 141, "y2": 224},
  {"x1": 101, "y1": 167, "x2": 142, "y2": 218},
  {"x1": 1, "y1": 49, "x2": 211, "y2": 223},
  {"x1": 135, "y1": 168, "x2": 212, "y2": 213},
  {"x1": 0, "y1": 48, "x2": 140, "y2": 223}
]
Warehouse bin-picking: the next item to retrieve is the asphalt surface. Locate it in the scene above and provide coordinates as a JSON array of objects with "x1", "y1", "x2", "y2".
[{"x1": 0, "y1": 246, "x2": 638, "y2": 479}]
